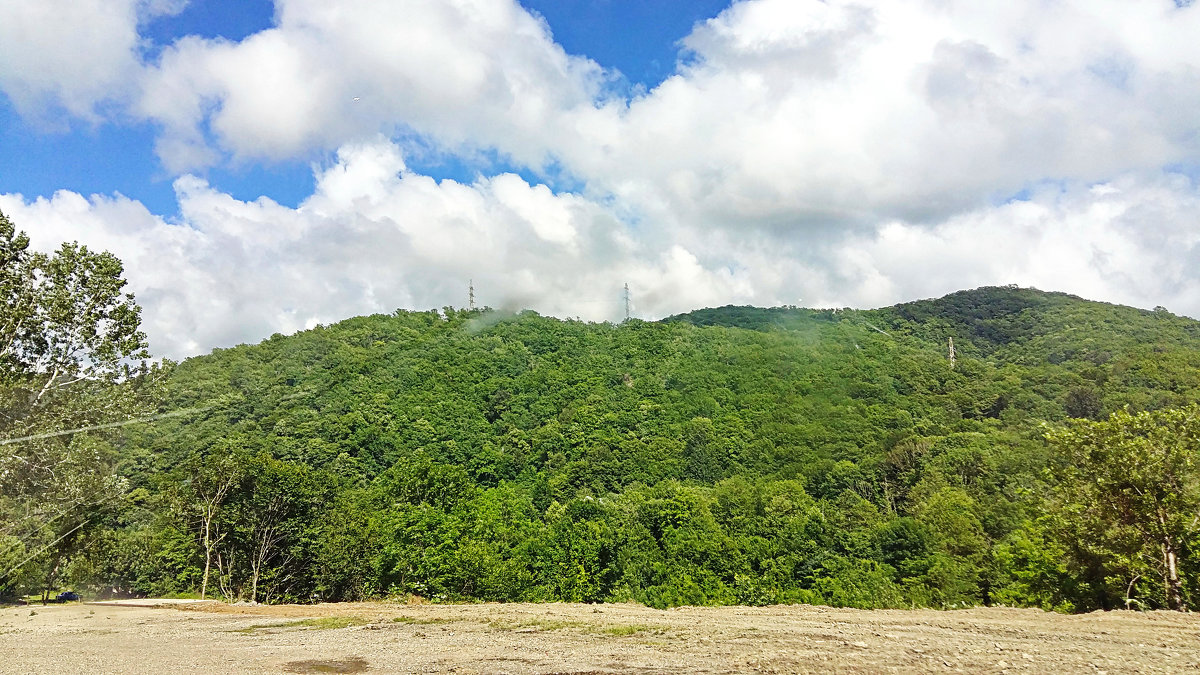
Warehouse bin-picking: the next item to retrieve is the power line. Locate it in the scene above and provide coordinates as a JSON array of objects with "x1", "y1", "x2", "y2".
[
  {"x1": 0, "y1": 516, "x2": 96, "y2": 583},
  {"x1": 862, "y1": 320, "x2": 891, "y2": 337},
  {"x1": 0, "y1": 402, "x2": 221, "y2": 446}
]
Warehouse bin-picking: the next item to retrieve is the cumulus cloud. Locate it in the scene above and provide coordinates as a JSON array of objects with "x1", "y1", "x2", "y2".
[
  {"x1": 3, "y1": 0, "x2": 1200, "y2": 357},
  {"x1": 0, "y1": 0, "x2": 139, "y2": 121},
  {"x1": 5, "y1": 139, "x2": 1200, "y2": 359},
  {"x1": 134, "y1": 0, "x2": 611, "y2": 171},
  {"x1": 570, "y1": 0, "x2": 1200, "y2": 232},
  {"x1": 0, "y1": 140, "x2": 751, "y2": 358},
  {"x1": 835, "y1": 172, "x2": 1200, "y2": 313},
  {"x1": 0, "y1": 0, "x2": 185, "y2": 122},
  {"x1": 8, "y1": 0, "x2": 1199, "y2": 216}
]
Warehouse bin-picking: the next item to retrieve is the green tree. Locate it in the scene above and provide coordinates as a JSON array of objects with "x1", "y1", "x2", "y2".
[
  {"x1": 173, "y1": 448, "x2": 242, "y2": 601},
  {"x1": 1064, "y1": 386, "x2": 1103, "y2": 420},
  {"x1": 235, "y1": 454, "x2": 327, "y2": 603},
  {"x1": 1048, "y1": 406, "x2": 1200, "y2": 611},
  {"x1": 0, "y1": 210, "x2": 156, "y2": 597}
]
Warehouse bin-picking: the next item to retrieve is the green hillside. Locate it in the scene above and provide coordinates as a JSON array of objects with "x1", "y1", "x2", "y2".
[{"x1": 9, "y1": 286, "x2": 1200, "y2": 611}]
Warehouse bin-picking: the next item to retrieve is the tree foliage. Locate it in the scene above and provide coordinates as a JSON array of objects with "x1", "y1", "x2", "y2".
[
  {"x1": 1048, "y1": 406, "x2": 1200, "y2": 610},
  {"x1": 11, "y1": 275, "x2": 1200, "y2": 612},
  {"x1": 0, "y1": 210, "x2": 157, "y2": 598}
]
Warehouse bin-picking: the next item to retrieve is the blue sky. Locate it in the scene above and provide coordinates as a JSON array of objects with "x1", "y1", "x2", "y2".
[
  {"x1": 0, "y1": 0, "x2": 730, "y2": 216},
  {"x1": 2, "y1": 0, "x2": 1199, "y2": 359}
]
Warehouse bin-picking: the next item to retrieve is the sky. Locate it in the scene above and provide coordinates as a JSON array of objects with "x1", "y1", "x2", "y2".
[{"x1": 1, "y1": 0, "x2": 1199, "y2": 360}]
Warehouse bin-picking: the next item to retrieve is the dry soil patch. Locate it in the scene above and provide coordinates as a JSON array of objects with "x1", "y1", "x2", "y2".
[{"x1": 2, "y1": 600, "x2": 1198, "y2": 673}]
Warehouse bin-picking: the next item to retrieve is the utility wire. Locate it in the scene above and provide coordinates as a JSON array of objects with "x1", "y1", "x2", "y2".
[
  {"x1": 0, "y1": 518, "x2": 92, "y2": 584},
  {"x1": 0, "y1": 402, "x2": 220, "y2": 446}
]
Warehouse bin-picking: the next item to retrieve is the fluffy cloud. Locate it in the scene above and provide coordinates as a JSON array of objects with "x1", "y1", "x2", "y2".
[
  {"x1": 0, "y1": 0, "x2": 140, "y2": 121},
  {"x1": 72, "y1": 0, "x2": 1200, "y2": 228},
  {"x1": 838, "y1": 172, "x2": 1200, "y2": 313},
  {"x1": 1, "y1": 140, "x2": 753, "y2": 358},
  {"x1": 0, "y1": 0, "x2": 186, "y2": 122},
  {"x1": 8, "y1": 0, "x2": 1199, "y2": 218},
  {"x1": 573, "y1": 0, "x2": 1200, "y2": 233},
  {"x1": 3, "y1": 0, "x2": 1200, "y2": 358},
  {"x1": 4, "y1": 140, "x2": 1200, "y2": 359},
  {"x1": 135, "y1": 0, "x2": 610, "y2": 171}
]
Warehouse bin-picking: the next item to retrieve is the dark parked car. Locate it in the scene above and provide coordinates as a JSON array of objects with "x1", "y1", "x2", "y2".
[{"x1": 55, "y1": 591, "x2": 80, "y2": 602}]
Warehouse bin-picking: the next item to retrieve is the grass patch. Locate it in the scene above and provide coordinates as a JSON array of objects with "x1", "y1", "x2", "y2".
[
  {"x1": 234, "y1": 616, "x2": 371, "y2": 634},
  {"x1": 283, "y1": 657, "x2": 369, "y2": 674},
  {"x1": 489, "y1": 618, "x2": 587, "y2": 632},
  {"x1": 489, "y1": 618, "x2": 660, "y2": 637},
  {"x1": 599, "y1": 623, "x2": 654, "y2": 636},
  {"x1": 391, "y1": 616, "x2": 454, "y2": 625}
]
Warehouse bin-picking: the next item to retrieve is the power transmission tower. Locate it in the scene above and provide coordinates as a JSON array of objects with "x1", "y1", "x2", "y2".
[
  {"x1": 623, "y1": 283, "x2": 631, "y2": 322},
  {"x1": 948, "y1": 337, "x2": 956, "y2": 370},
  {"x1": 469, "y1": 279, "x2": 475, "y2": 311}
]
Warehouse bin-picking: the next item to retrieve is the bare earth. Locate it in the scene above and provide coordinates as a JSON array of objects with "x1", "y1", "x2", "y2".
[{"x1": 3, "y1": 600, "x2": 1199, "y2": 674}]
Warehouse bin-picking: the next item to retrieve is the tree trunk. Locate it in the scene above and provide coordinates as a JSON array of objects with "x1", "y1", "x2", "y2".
[
  {"x1": 1165, "y1": 543, "x2": 1186, "y2": 611},
  {"x1": 43, "y1": 553, "x2": 62, "y2": 605},
  {"x1": 200, "y1": 516, "x2": 213, "y2": 601}
]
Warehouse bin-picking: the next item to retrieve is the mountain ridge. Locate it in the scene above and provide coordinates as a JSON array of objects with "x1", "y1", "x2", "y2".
[{"x1": 29, "y1": 283, "x2": 1200, "y2": 612}]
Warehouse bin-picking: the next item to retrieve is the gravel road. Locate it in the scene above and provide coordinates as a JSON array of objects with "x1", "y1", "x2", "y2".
[{"x1": 3, "y1": 600, "x2": 1199, "y2": 673}]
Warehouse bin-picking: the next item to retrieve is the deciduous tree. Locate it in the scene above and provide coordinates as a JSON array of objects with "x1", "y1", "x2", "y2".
[
  {"x1": 0, "y1": 210, "x2": 156, "y2": 597},
  {"x1": 1049, "y1": 406, "x2": 1200, "y2": 611}
]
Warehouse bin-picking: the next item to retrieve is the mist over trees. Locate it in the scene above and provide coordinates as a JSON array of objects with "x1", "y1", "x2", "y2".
[{"x1": 4, "y1": 211, "x2": 1200, "y2": 612}]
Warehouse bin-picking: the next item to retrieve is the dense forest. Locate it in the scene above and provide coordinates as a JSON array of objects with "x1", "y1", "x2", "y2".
[{"x1": 4, "y1": 211, "x2": 1200, "y2": 612}]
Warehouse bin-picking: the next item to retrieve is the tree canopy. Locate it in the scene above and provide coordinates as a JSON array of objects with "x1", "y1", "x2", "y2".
[
  {"x1": 0, "y1": 210, "x2": 158, "y2": 599},
  {"x1": 1048, "y1": 406, "x2": 1200, "y2": 611},
  {"x1": 6, "y1": 224, "x2": 1200, "y2": 612}
]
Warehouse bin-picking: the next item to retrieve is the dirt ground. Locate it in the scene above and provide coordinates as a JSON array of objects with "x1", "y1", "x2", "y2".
[{"x1": 2, "y1": 599, "x2": 1199, "y2": 674}]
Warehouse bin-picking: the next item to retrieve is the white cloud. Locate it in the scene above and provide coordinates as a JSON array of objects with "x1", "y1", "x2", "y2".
[
  {"x1": 9, "y1": 0, "x2": 1200, "y2": 216},
  {"x1": 135, "y1": 0, "x2": 611, "y2": 171},
  {"x1": 3, "y1": 0, "x2": 1200, "y2": 357},
  {"x1": 0, "y1": 0, "x2": 142, "y2": 121},
  {"x1": 0, "y1": 0, "x2": 188, "y2": 122},
  {"x1": 570, "y1": 0, "x2": 1200, "y2": 232},
  {"x1": 4, "y1": 140, "x2": 1200, "y2": 359},
  {"x1": 0, "y1": 140, "x2": 748, "y2": 358},
  {"x1": 827, "y1": 171, "x2": 1200, "y2": 313}
]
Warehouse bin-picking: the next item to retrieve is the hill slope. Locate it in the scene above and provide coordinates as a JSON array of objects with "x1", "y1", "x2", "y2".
[{"x1": 55, "y1": 287, "x2": 1200, "y2": 611}]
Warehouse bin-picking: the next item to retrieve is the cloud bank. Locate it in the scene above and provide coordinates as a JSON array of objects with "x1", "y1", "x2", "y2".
[{"x1": 2, "y1": 0, "x2": 1199, "y2": 358}]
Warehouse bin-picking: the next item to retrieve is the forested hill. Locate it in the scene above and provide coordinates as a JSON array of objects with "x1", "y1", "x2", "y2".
[
  {"x1": 670, "y1": 285, "x2": 1200, "y2": 358},
  {"x1": 667, "y1": 286, "x2": 1200, "y2": 412},
  {"x1": 46, "y1": 287, "x2": 1200, "y2": 611}
]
